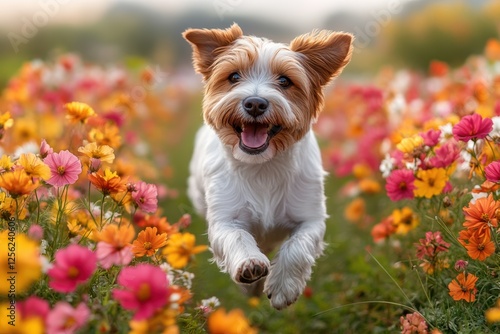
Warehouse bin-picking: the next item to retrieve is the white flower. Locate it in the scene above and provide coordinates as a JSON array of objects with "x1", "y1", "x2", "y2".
[{"x1": 380, "y1": 154, "x2": 395, "y2": 178}]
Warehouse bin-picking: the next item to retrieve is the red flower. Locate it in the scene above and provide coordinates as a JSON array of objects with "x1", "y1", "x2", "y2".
[{"x1": 452, "y1": 113, "x2": 493, "y2": 142}]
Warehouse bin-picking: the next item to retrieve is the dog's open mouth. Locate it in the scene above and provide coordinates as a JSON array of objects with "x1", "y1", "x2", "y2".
[{"x1": 234, "y1": 123, "x2": 282, "y2": 155}]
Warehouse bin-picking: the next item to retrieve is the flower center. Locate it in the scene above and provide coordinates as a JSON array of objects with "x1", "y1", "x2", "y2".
[
  {"x1": 57, "y1": 166, "x2": 66, "y2": 175},
  {"x1": 481, "y1": 213, "x2": 490, "y2": 222},
  {"x1": 143, "y1": 241, "x2": 152, "y2": 250},
  {"x1": 67, "y1": 266, "x2": 79, "y2": 278},
  {"x1": 136, "y1": 283, "x2": 151, "y2": 302},
  {"x1": 64, "y1": 316, "x2": 77, "y2": 329}
]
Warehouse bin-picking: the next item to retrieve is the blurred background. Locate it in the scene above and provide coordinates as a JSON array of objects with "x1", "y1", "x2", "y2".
[
  {"x1": 1, "y1": 0, "x2": 500, "y2": 332},
  {"x1": 1, "y1": 0, "x2": 499, "y2": 86}
]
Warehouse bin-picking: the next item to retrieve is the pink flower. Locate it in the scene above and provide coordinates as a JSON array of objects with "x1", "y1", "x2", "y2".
[
  {"x1": 27, "y1": 224, "x2": 44, "y2": 241},
  {"x1": 421, "y1": 129, "x2": 441, "y2": 147},
  {"x1": 385, "y1": 169, "x2": 416, "y2": 201},
  {"x1": 400, "y1": 312, "x2": 428, "y2": 334},
  {"x1": 132, "y1": 182, "x2": 158, "y2": 213},
  {"x1": 18, "y1": 296, "x2": 50, "y2": 324},
  {"x1": 46, "y1": 302, "x2": 90, "y2": 334},
  {"x1": 485, "y1": 161, "x2": 500, "y2": 183},
  {"x1": 44, "y1": 150, "x2": 82, "y2": 187},
  {"x1": 40, "y1": 139, "x2": 53, "y2": 159},
  {"x1": 454, "y1": 259, "x2": 469, "y2": 272},
  {"x1": 452, "y1": 113, "x2": 493, "y2": 142},
  {"x1": 416, "y1": 231, "x2": 450, "y2": 260},
  {"x1": 48, "y1": 244, "x2": 97, "y2": 293},
  {"x1": 112, "y1": 264, "x2": 170, "y2": 320},
  {"x1": 96, "y1": 241, "x2": 133, "y2": 269},
  {"x1": 429, "y1": 141, "x2": 460, "y2": 168}
]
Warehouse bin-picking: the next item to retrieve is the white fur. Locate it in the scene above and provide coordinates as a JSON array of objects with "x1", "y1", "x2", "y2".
[{"x1": 188, "y1": 124, "x2": 327, "y2": 309}]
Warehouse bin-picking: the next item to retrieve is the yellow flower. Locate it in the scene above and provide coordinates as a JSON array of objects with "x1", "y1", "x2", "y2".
[
  {"x1": 0, "y1": 169, "x2": 39, "y2": 198},
  {"x1": 0, "y1": 192, "x2": 28, "y2": 220},
  {"x1": 0, "y1": 111, "x2": 14, "y2": 129},
  {"x1": 65, "y1": 101, "x2": 96, "y2": 123},
  {"x1": 359, "y1": 178, "x2": 381, "y2": 194},
  {"x1": 0, "y1": 155, "x2": 13, "y2": 173},
  {"x1": 0, "y1": 303, "x2": 44, "y2": 334},
  {"x1": 486, "y1": 298, "x2": 500, "y2": 323},
  {"x1": 162, "y1": 232, "x2": 208, "y2": 269},
  {"x1": 12, "y1": 117, "x2": 37, "y2": 145},
  {"x1": 344, "y1": 198, "x2": 365, "y2": 223},
  {"x1": 0, "y1": 231, "x2": 42, "y2": 295},
  {"x1": 414, "y1": 168, "x2": 448, "y2": 198},
  {"x1": 88, "y1": 123, "x2": 122, "y2": 148},
  {"x1": 396, "y1": 135, "x2": 424, "y2": 154},
  {"x1": 78, "y1": 142, "x2": 115, "y2": 164},
  {"x1": 392, "y1": 206, "x2": 419, "y2": 234},
  {"x1": 18, "y1": 153, "x2": 50, "y2": 180}
]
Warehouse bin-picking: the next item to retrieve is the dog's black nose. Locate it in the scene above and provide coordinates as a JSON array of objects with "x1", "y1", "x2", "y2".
[{"x1": 242, "y1": 96, "x2": 269, "y2": 117}]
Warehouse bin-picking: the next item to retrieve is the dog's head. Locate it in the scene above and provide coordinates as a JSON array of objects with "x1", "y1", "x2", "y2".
[{"x1": 183, "y1": 23, "x2": 353, "y2": 164}]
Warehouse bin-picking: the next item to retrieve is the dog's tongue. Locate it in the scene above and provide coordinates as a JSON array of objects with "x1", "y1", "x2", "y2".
[{"x1": 241, "y1": 123, "x2": 268, "y2": 148}]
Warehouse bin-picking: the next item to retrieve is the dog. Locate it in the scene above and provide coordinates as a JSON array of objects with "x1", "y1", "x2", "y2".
[{"x1": 183, "y1": 23, "x2": 353, "y2": 310}]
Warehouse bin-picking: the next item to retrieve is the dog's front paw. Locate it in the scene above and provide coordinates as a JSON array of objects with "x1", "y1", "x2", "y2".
[
  {"x1": 264, "y1": 273, "x2": 305, "y2": 310},
  {"x1": 235, "y1": 257, "x2": 270, "y2": 284}
]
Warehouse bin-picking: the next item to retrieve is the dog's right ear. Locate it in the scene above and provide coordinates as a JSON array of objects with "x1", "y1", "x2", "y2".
[{"x1": 183, "y1": 24, "x2": 243, "y2": 79}]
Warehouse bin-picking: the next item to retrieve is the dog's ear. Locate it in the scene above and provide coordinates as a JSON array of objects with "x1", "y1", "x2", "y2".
[
  {"x1": 290, "y1": 30, "x2": 353, "y2": 86},
  {"x1": 183, "y1": 23, "x2": 243, "y2": 79}
]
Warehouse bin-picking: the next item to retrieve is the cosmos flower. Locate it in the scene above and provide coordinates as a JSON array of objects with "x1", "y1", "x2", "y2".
[
  {"x1": 385, "y1": 169, "x2": 416, "y2": 201},
  {"x1": 413, "y1": 168, "x2": 448, "y2": 198},
  {"x1": 448, "y1": 272, "x2": 478, "y2": 302},
  {"x1": 64, "y1": 101, "x2": 95, "y2": 123},
  {"x1": 47, "y1": 244, "x2": 97, "y2": 293},
  {"x1": 132, "y1": 227, "x2": 167, "y2": 257},
  {"x1": 46, "y1": 302, "x2": 90, "y2": 334},
  {"x1": 132, "y1": 182, "x2": 158, "y2": 213},
  {"x1": 95, "y1": 223, "x2": 135, "y2": 269},
  {"x1": 44, "y1": 150, "x2": 82, "y2": 187},
  {"x1": 0, "y1": 169, "x2": 39, "y2": 198},
  {"x1": 18, "y1": 153, "x2": 51, "y2": 181},
  {"x1": 452, "y1": 113, "x2": 493, "y2": 142},
  {"x1": 162, "y1": 232, "x2": 207, "y2": 269},
  {"x1": 88, "y1": 168, "x2": 127, "y2": 195},
  {"x1": 485, "y1": 161, "x2": 500, "y2": 183},
  {"x1": 462, "y1": 194, "x2": 499, "y2": 231},
  {"x1": 78, "y1": 142, "x2": 115, "y2": 164},
  {"x1": 112, "y1": 264, "x2": 170, "y2": 320},
  {"x1": 392, "y1": 207, "x2": 419, "y2": 235},
  {"x1": 208, "y1": 308, "x2": 257, "y2": 334}
]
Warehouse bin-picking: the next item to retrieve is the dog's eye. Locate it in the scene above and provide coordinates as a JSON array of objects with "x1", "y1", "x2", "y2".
[
  {"x1": 228, "y1": 72, "x2": 241, "y2": 84},
  {"x1": 277, "y1": 76, "x2": 292, "y2": 88}
]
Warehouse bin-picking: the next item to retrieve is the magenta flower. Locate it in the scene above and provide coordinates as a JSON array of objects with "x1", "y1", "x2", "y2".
[
  {"x1": 485, "y1": 161, "x2": 500, "y2": 183},
  {"x1": 132, "y1": 182, "x2": 158, "y2": 213},
  {"x1": 47, "y1": 244, "x2": 97, "y2": 293},
  {"x1": 452, "y1": 113, "x2": 493, "y2": 142},
  {"x1": 385, "y1": 169, "x2": 416, "y2": 201},
  {"x1": 44, "y1": 150, "x2": 82, "y2": 187},
  {"x1": 46, "y1": 302, "x2": 90, "y2": 334},
  {"x1": 421, "y1": 129, "x2": 441, "y2": 147},
  {"x1": 429, "y1": 142, "x2": 460, "y2": 168},
  {"x1": 112, "y1": 264, "x2": 170, "y2": 320}
]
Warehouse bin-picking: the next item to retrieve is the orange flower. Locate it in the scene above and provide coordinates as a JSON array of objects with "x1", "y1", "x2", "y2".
[
  {"x1": 64, "y1": 102, "x2": 96, "y2": 123},
  {"x1": 448, "y1": 272, "x2": 478, "y2": 302},
  {"x1": 463, "y1": 194, "x2": 499, "y2": 230},
  {"x1": 429, "y1": 60, "x2": 449, "y2": 77},
  {"x1": 162, "y1": 232, "x2": 207, "y2": 269},
  {"x1": 88, "y1": 123, "x2": 122, "y2": 148},
  {"x1": 88, "y1": 168, "x2": 127, "y2": 195},
  {"x1": 208, "y1": 308, "x2": 257, "y2": 334},
  {"x1": 464, "y1": 231, "x2": 495, "y2": 261},
  {"x1": 132, "y1": 227, "x2": 167, "y2": 257},
  {"x1": 485, "y1": 38, "x2": 500, "y2": 61},
  {"x1": 344, "y1": 198, "x2": 365, "y2": 222},
  {"x1": 135, "y1": 215, "x2": 179, "y2": 235},
  {"x1": 0, "y1": 169, "x2": 39, "y2": 198},
  {"x1": 95, "y1": 223, "x2": 135, "y2": 247}
]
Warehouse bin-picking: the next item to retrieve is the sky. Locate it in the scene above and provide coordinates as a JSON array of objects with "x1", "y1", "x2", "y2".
[{"x1": 0, "y1": 0, "x2": 408, "y2": 30}]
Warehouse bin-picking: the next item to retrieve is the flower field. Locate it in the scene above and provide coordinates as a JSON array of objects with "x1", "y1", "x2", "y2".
[{"x1": 2, "y1": 28, "x2": 500, "y2": 334}]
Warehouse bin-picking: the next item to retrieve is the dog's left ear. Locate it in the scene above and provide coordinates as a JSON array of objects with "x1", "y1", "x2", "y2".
[
  {"x1": 183, "y1": 23, "x2": 243, "y2": 80},
  {"x1": 290, "y1": 30, "x2": 353, "y2": 86}
]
